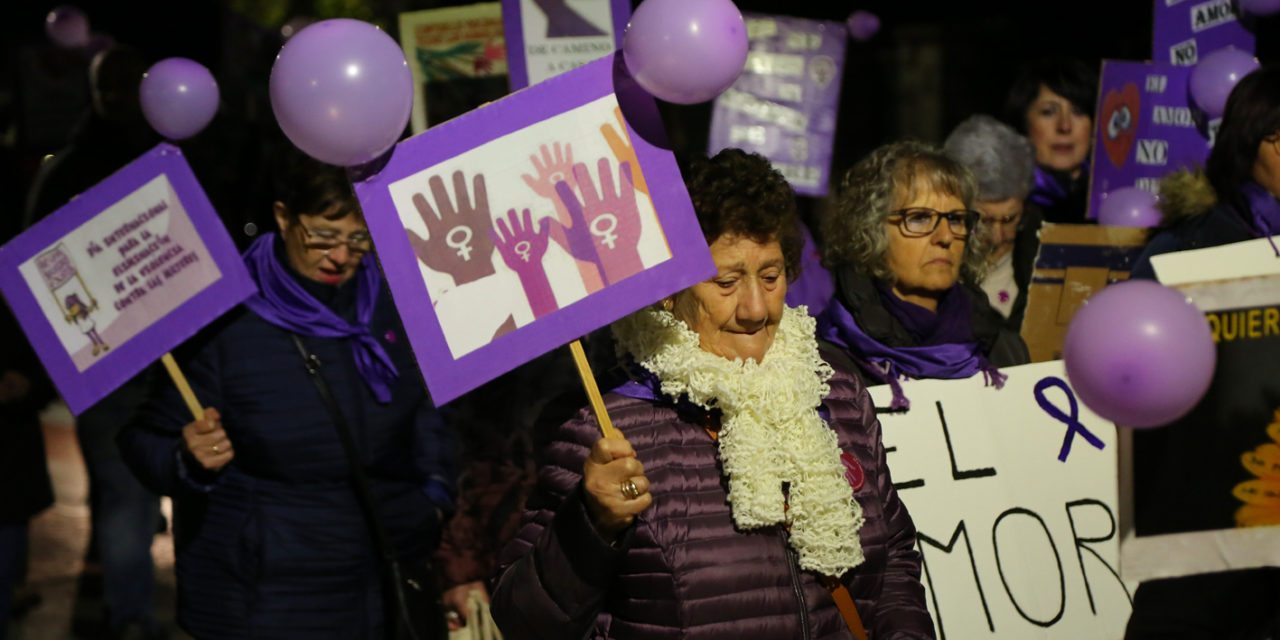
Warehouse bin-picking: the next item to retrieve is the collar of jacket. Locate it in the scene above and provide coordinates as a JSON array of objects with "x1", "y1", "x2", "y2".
[{"x1": 831, "y1": 265, "x2": 1003, "y2": 354}]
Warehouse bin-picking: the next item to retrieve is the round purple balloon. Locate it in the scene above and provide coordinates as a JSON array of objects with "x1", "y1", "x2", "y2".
[
  {"x1": 1097, "y1": 187, "x2": 1161, "y2": 227},
  {"x1": 1239, "y1": 0, "x2": 1280, "y2": 16},
  {"x1": 1063, "y1": 280, "x2": 1215, "y2": 428},
  {"x1": 846, "y1": 11, "x2": 881, "y2": 41},
  {"x1": 622, "y1": 0, "x2": 748, "y2": 104},
  {"x1": 139, "y1": 58, "x2": 220, "y2": 140},
  {"x1": 46, "y1": 6, "x2": 90, "y2": 49},
  {"x1": 1189, "y1": 46, "x2": 1259, "y2": 120},
  {"x1": 269, "y1": 19, "x2": 412, "y2": 166}
]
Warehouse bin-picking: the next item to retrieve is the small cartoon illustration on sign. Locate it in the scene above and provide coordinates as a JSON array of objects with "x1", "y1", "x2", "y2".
[
  {"x1": 35, "y1": 243, "x2": 109, "y2": 356},
  {"x1": 64, "y1": 292, "x2": 110, "y2": 356}
]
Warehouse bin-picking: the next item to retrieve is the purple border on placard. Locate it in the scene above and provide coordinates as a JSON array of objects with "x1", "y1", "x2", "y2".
[
  {"x1": 355, "y1": 52, "x2": 712, "y2": 404},
  {"x1": 503, "y1": 0, "x2": 632, "y2": 91},
  {"x1": 0, "y1": 143, "x2": 256, "y2": 414}
]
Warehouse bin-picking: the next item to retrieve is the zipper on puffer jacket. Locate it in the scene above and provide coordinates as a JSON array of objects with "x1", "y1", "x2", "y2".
[{"x1": 779, "y1": 524, "x2": 811, "y2": 640}]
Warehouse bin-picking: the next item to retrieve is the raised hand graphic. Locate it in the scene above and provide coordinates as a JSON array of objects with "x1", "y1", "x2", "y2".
[
  {"x1": 490, "y1": 208, "x2": 558, "y2": 319},
  {"x1": 600, "y1": 106, "x2": 649, "y2": 196},
  {"x1": 522, "y1": 142, "x2": 605, "y2": 294},
  {"x1": 555, "y1": 158, "x2": 646, "y2": 286},
  {"x1": 405, "y1": 171, "x2": 497, "y2": 287}
]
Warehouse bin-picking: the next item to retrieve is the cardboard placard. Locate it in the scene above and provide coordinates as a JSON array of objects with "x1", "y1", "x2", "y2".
[
  {"x1": 872, "y1": 361, "x2": 1131, "y2": 639},
  {"x1": 1021, "y1": 224, "x2": 1151, "y2": 363},
  {"x1": 352, "y1": 53, "x2": 713, "y2": 404},
  {"x1": 0, "y1": 144, "x2": 255, "y2": 414}
]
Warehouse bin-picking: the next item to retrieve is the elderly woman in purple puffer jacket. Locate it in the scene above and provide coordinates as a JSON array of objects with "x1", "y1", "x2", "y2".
[{"x1": 491, "y1": 149, "x2": 934, "y2": 640}]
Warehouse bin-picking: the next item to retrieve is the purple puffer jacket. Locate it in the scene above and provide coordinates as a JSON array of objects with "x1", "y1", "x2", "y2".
[{"x1": 491, "y1": 364, "x2": 935, "y2": 640}]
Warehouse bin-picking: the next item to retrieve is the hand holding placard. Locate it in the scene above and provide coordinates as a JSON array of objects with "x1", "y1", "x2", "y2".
[
  {"x1": 181, "y1": 406, "x2": 234, "y2": 471},
  {"x1": 405, "y1": 172, "x2": 497, "y2": 286}
]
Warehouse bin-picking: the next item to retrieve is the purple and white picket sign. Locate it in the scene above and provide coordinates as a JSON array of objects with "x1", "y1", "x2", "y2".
[
  {"x1": 1152, "y1": 0, "x2": 1255, "y2": 66},
  {"x1": 353, "y1": 53, "x2": 712, "y2": 404},
  {"x1": 0, "y1": 144, "x2": 256, "y2": 414},
  {"x1": 707, "y1": 13, "x2": 846, "y2": 197},
  {"x1": 1087, "y1": 60, "x2": 1212, "y2": 220},
  {"x1": 502, "y1": 0, "x2": 630, "y2": 90}
]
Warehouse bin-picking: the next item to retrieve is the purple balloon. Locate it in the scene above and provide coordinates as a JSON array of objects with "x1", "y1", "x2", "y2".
[
  {"x1": 1239, "y1": 0, "x2": 1280, "y2": 16},
  {"x1": 140, "y1": 58, "x2": 220, "y2": 140},
  {"x1": 1189, "y1": 46, "x2": 1259, "y2": 120},
  {"x1": 846, "y1": 11, "x2": 880, "y2": 41},
  {"x1": 270, "y1": 19, "x2": 412, "y2": 167},
  {"x1": 1063, "y1": 280, "x2": 1215, "y2": 428},
  {"x1": 46, "y1": 6, "x2": 89, "y2": 49},
  {"x1": 622, "y1": 0, "x2": 748, "y2": 104},
  {"x1": 1097, "y1": 187, "x2": 1162, "y2": 227}
]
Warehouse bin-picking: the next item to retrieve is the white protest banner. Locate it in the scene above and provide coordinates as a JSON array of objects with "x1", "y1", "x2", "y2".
[{"x1": 870, "y1": 360, "x2": 1132, "y2": 639}]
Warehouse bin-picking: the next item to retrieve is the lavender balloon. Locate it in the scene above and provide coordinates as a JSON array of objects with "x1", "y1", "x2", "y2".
[
  {"x1": 270, "y1": 19, "x2": 412, "y2": 166},
  {"x1": 622, "y1": 0, "x2": 748, "y2": 104},
  {"x1": 1097, "y1": 187, "x2": 1161, "y2": 227},
  {"x1": 46, "y1": 6, "x2": 90, "y2": 49},
  {"x1": 1189, "y1": 46, "x2": 1259, "y2": 120},
  {"x1": 140, "y1": 58, "x2": 220, "y2": 140},
  {"x1": 1239, "y1": 0, "x2": 1280, "y2": 16},
  {"x1": 1063, "y1": 280, "x2": 1215, "y2": 428},
  {"x1": 846, "y1": 11, "x2": 881, "y2": 41}
]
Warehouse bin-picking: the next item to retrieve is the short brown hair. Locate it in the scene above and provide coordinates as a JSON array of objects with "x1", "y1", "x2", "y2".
[{"x1": 683, "y1": 148, "x2": 802, "y2": 280}]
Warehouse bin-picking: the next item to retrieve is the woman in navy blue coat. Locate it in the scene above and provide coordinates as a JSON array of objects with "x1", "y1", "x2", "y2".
[{"x1": 118, "y1": 151, "x2": 456, "y2": 639}]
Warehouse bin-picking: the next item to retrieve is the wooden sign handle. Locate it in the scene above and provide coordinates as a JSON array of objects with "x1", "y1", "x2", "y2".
[
  {"x1": 568, "y1": 339, "x2": 623, "y2": 439},
  {"x1": 160, "y1": 352, "x2": 205, "y2": 421}
]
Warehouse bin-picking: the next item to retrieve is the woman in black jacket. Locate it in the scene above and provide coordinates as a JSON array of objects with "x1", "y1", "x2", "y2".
[{"x1": 816, "y1": 141, "x2": 1029, "y2": 409}]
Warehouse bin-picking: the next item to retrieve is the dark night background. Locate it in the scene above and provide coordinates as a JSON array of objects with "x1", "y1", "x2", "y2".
[{"x1": 3, "y1": 0, "x2": 1277, "y2": 242}]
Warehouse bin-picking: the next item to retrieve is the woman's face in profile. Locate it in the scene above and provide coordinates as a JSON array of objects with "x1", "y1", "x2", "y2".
[
  {"x1": 1025, "y1": 85, "x2": 1092, "y2": 176},
  {"x1": 670, "y1": 234, "x2": 787, "y2": 363}
]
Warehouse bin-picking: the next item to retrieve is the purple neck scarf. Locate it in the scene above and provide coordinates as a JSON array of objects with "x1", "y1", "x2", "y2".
[
  {"x1": 242, "y1": 233, "x2": 398, "y2": 403},
  {"x1": 816, "y1": 293, "x2": 1006, "y2": 410},
  {"x1": 1240, "y1": 182, "x2": 1280, "y2": 256},
  {"x1": 873, "y1": 281, "x2": 974, "y2": 346},
  {"x1": 1028, "y1": 165, "x2": 1070, "y2": 209}
]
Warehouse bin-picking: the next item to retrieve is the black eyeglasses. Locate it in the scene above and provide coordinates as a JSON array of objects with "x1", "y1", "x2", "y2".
[
  {"x1": 888, "y1": 208, "x2": 979, "y2": 237},
  {"x1": 298, "y1": 222, "x2": 373, "y2": 253}
]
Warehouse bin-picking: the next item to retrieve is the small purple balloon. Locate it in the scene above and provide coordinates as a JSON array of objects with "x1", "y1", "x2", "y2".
[
  {"x1": 270, "y1": 19, "x2": 412, "y2": 166},
  {"x1": 46, "y1": 6, "x2": 90, "y2": 49},
  {"x1": 846, "y1": 11, "x2": 880, "y2": 41},
  {"x1": 140, "y1": 58, "x2": 220, "y2": 140},
  {"x1": 1097, "y1": 187, "x2": 1162, "y2": 227},
  {"x1": 622, "y1": 0, "x2": 748, "y2": 104},
  {"x1": 1063, "y1": 280, "x2": 1215, "y2": 428},
  {"x1": 1189, "y1": 46, "x2": 1260, "y2": 120},
  {"x1": 1239, "y1": 0, "x2": 1280, "y2": 16}
]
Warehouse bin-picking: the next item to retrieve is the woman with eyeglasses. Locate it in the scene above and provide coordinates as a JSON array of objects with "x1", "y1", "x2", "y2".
[
  {"x1": 816, "y1": 141, "x2": 1029, "y2": 409},
  {"x1": 944, "y1": 115, "x2": 1041, "y2": 331},
  {"x1": 118, "y1": 148, "x2": 456, "y2": 639}
]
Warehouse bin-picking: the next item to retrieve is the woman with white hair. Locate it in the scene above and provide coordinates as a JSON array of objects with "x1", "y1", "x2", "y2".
[{"x1": 943, "y1": 115, "x2": 1041, "y2": 329}]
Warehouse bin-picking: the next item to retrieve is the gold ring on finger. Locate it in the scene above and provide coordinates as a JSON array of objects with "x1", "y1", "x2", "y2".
[
  {"x1": 211, "y1": 443, "x2": 220, "y2": 454},
  {"x1": 621, "y1": 478, "x2": 640, "y2": 500}
]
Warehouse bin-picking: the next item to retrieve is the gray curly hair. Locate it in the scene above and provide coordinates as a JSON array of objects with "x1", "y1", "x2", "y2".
[
  {"x1": 943, "y1": 115, "x2": 1036, "y2": 202},
  {"x1": 820, "y1": 140, "x2": 990, "y2": 285}
]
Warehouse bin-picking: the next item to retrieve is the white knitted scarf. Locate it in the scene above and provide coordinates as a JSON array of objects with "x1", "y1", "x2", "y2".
[{"x1": 611, "y1": 305, "x2": 865, "y2": 576}]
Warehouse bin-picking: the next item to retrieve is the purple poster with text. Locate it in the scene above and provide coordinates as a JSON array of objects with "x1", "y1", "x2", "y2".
[
  {"x1": 354, "y1": 53, "x2": 713, "y2": 404},
  {"x1": 1152, "y1": 0, "x2": 1254, "y2": 66},
  {"x1": 0, "y1": 144, "x2": 255, "y2": 414},
  {"x1": 707, "y1": 14, "x2": 846, "y2": 197},
  {"x1": 1088, "y1": 60, "x2": 1212, "y2": 220}
]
